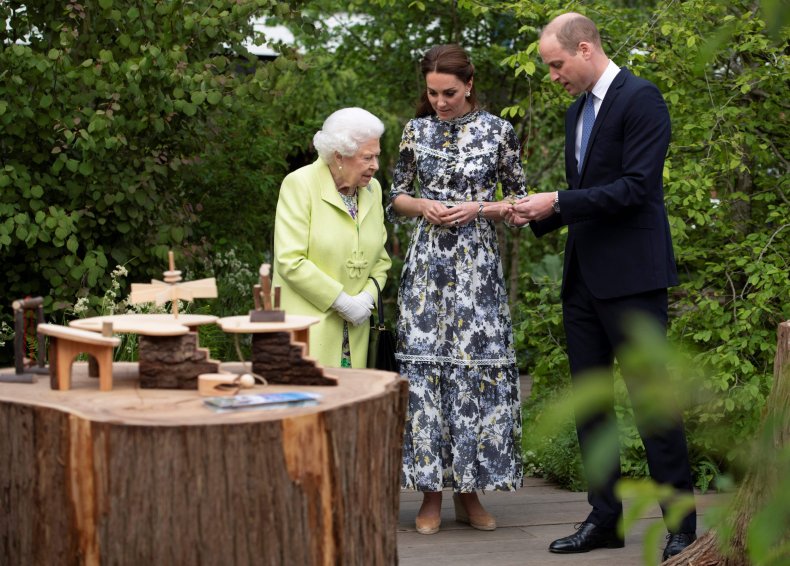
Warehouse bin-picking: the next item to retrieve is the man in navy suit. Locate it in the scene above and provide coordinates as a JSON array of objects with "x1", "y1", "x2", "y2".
[{"x1": 508, "y1": 13, "x2": 697, "y2": 560}]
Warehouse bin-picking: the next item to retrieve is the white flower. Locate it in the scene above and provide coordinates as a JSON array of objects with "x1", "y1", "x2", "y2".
[{"x1": 73, "y1": 297, "x2": 90, "y2": 314}]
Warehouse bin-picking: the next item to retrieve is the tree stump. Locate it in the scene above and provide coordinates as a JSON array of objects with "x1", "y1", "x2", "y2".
[
  {"x1": 0, "y1": 362, "x2": 408, "y2": 566},
  {"x1": 664, "y1": 321, "x2": 790, "y2": 565}
]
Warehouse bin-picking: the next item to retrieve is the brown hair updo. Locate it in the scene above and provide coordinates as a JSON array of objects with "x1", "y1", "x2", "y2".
[{"x1": 416, "y1": 44, "x2": 479, "y2": 118}]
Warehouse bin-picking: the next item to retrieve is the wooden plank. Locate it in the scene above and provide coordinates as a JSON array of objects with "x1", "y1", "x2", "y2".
[
  {"x1": 37, "y1": 324, "x2": 120, "y2": 346},
  {"x1": 218, "y1": 314, "x2": 320, "y2": 333},
  {"x1": 69, "y1": 314, "x2": 217, "y2": 336}
]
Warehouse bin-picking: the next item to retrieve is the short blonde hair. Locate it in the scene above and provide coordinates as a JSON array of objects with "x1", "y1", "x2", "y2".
[{"x1": 313, "y1": 107, "x2": 385, "y2": 162}]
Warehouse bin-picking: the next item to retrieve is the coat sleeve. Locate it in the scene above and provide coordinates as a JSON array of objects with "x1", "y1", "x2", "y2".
[{"x1": 274, "y1": 172, "x2": 344, "y2": 312}]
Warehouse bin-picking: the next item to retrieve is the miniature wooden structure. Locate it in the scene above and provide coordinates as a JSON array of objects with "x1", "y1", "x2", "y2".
[
  {"x1": 69, "y1": 314, "x2": 219, "y2": 389},
  {"x1": 37, "y1": 323, "x2": 120, "y2": 391},
  {"x1": 0, "y1": 362, "x2": 408, "y2": 565},
  {"x1": 130, "y1": 250, "x2": 217, "y2": 317},
  {"x1": 2, "y1": 296, "x2": 49, "y2": 383},
  {"x1": 250, "y1": 263, "x2": 285, "y2": 322},
  {"x1": 218, "y1": 315, "x2": 338, "y2": 386}
]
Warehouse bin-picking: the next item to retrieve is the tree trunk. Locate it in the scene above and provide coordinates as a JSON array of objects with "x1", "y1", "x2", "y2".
[
  {"x1": 0, "y1": 362, "x2": 408, "y2": 566},
  {"x1": 665, "y1": 321, "x2": 790, "y2": 565}
]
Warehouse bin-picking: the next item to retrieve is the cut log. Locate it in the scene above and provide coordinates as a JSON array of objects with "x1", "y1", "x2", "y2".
[
  {"x1": 0, "y1": 362, "x2": 407, "y2": 565},
  {"x1": 138, "y1": 333, "x2": 221, "y2": 389}
]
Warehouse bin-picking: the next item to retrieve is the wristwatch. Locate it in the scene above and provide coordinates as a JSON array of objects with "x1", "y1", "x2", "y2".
[
  {"x1": 552, "y1": 193, "x2": 561, "y2": 214},
  {"x1": 477, "y1": 202, "x2": 485, "y2": 219}
]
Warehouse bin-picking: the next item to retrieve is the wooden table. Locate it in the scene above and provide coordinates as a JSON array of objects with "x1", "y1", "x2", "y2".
[{"x1": 0, "y1": 362, "x2": 407, "y2": 565}]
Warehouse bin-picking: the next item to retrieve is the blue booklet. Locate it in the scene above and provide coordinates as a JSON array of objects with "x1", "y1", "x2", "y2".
[{"x1": 203, "y1": 392, "x2": 321, "y2": 411}]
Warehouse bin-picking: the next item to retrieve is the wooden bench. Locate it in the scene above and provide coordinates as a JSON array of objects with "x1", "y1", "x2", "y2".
[{"x1": 37, "y1": 323, "x2": 121, "y2": 391}]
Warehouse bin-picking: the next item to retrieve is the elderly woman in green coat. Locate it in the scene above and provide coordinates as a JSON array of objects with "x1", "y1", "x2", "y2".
[{"x1": 273, "y1": 107, "x2": 392, "y2": 368}]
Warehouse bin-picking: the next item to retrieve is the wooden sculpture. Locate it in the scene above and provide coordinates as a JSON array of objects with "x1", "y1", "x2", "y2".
[
  {"x1": 250, "y1": 263, "x2": 285, "y2": 322},
  {"x1": 218, "y1": 315, "x2": 338, "y2": 386},
  {"x1": 37, "y1": 322, "x2": 120, "y2": 391},
  {"x1": 130, "y1": 251, "x2": 217, "y2": 317},
  {"x1": 69, "y1": 314, "x2": 220, "y2": 390},
  {"x1": 2, "y1": 297, "x2": 49, "y2": 383}
]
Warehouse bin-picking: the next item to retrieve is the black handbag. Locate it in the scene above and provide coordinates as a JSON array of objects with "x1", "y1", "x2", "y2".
[{"x1": 367, "y1": 278, "x2": 398, "y2": 372}]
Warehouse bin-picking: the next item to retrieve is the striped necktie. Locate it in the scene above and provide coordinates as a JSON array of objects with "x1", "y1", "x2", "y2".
[{"x1": 578, "y1": 92, "x2": 596, "y2": 172}]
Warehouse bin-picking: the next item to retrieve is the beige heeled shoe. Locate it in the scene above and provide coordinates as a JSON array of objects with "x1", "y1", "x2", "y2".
[
  {"x1": 453, "y1": 493, "x2": 497, "y2": 531},
  {"x1": 415, "y1": 512, "x2": 441, "y2": 535}
]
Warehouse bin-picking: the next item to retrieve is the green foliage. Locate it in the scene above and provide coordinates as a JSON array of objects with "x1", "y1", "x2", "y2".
[
  {"x1": 0, "y1": 1, "x2": 307, "y2": 364},
  {"x1": 522, "y1": 395, "x2": 585, "y2": 491}
]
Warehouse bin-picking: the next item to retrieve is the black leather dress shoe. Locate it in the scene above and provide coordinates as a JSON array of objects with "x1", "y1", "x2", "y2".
[
  {"x1": 549, "y1": 522, "x2": 624, "y2": 553},
  {"x1": 663, "y1": 532, "x2": 697, "y2": 560}
]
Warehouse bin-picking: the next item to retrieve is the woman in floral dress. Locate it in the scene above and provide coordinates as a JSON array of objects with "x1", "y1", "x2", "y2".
[{"x1": 388, "y1": 44, "x2": 526, "y2": 535}]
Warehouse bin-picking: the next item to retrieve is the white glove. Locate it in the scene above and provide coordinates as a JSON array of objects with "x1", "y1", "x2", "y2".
[
  {"x1": 331, "y1": 291, "x2": 373, "y2": 326},
  {"x1": 354, "y1": 290, "x2": 374, "y2": 311}
]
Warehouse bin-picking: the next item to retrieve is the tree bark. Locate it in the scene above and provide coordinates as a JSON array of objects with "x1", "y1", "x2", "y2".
[
  {"x1": 0, "y1": 363, "x2": 408, "y2": 565},
  {"x1": 664, "y1": 321, "x2": 790, "y2": 565}
]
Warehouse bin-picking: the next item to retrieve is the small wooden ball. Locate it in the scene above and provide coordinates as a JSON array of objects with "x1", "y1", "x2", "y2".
[{"x1": 238, "y1": 374, "x2": 256, "y2": 388}]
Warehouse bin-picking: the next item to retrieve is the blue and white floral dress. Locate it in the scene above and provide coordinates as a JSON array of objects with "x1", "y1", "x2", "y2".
[{"x1": 388, "y1": 110, "x2": 526, "y2": 493}]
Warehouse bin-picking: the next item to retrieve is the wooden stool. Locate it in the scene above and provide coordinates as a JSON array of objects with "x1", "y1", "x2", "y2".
[{"x1": 37, "y1": 323, "x2": 120, "y2": 391}]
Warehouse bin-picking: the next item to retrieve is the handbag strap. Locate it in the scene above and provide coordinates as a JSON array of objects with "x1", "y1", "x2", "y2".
[{"x1": 369, "y1": 278, "x2": 385, "y2": 328}]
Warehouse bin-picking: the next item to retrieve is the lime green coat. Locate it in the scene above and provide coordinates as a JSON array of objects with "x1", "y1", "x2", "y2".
[{"x1": 273, "y1": 158, "x2": 392, "y2": 368}]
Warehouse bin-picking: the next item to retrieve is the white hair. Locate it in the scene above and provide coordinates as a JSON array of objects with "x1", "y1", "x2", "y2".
[{"x1": 313, "y1": 107, "x2": 385, "y2": 163}]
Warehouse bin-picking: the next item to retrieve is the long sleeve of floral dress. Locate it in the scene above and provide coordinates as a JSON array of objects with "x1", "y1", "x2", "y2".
[{"x1": 389, "y1": 110, "x2": 526, "y2": 493}]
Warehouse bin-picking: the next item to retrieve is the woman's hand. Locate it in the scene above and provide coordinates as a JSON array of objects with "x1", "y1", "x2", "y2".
[
  {"x1": 331, "y1": 291, "x2": 373, "y2": 326},
  {"x1": 435, "y1": 202, "x2": 476, "y2": 227},
  {"x1": 419, "y1": 199, "x2": 453, "y2": 225}
]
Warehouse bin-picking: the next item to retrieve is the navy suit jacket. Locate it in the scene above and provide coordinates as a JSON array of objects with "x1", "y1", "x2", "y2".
[{"x1": 531, "y1": 68, "x2": 678, "y2": 300}]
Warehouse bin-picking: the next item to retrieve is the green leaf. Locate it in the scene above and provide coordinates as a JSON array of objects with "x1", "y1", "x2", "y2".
[
  {"x1": 40, "y1": 95, "x2": 53, "y2": 108},
  {"x1": 98, "y1": 0, "x2": 113, "y2": 8},
  {"x1": 170, "y1": 226, "x2": 184, "y2": 242},
  {"x1": 66, "y1": 236, "x2": 79, "y2": 253}
]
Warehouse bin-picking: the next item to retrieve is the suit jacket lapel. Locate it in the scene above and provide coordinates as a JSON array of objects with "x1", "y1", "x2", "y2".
[
  {"x1": 566, "y1": 97, "x2": 584, "y2": 185},
  {"x1": 576, "y1": 68, "x2": 630, "y2": 179}
]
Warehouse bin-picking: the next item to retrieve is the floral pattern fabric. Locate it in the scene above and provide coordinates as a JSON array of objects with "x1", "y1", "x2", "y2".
[{"x1": 388, "y1": 110, "x2": 527, "y2": 492}]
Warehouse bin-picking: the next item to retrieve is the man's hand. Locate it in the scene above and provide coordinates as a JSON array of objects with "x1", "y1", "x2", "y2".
[{"x1": 508, "y1": 192, "x2": 558, "y2": 224}]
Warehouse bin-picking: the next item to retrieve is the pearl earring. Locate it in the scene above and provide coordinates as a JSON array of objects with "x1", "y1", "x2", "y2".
[{"x1": 465, "y1": 90, "x2": 471, "y2": 98}]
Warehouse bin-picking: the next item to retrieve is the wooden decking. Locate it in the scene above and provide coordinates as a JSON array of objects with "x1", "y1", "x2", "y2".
[
  {"x1": 397, "y1": 375, "x2": 726, "y2": 565},
  {"x1": 397, "y1": 478, "x2": 726, "y2": 565}
]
